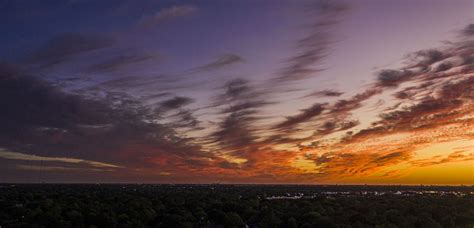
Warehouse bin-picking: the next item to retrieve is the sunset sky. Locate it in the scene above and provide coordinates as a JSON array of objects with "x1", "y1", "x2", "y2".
[{"x1": 1, "y1": 0, "x2": 473, "y2": 184}]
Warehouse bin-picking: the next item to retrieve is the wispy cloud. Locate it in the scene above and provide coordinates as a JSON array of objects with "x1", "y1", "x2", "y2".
[
  {"x1": 25, "y1": 33, "x2": 113, "y2": 68},
  {"x1": 0, "y1": 149, "x2": 122, "y2": 168},
  {"x1": 410, "y1": 150, "x2": 474, "y2": 167},
  {"x1": 275, "y1": 1, "x2": 347, "y2": 82},
  {"x1": 159, "y1": 96, "x2": 194, "y2": 110},
  {"x1": 138, "y1": 4, "x2": 197, "y2": 28},
  {"x1": 87, "y1": 52, "x2": 159, "y2": 73},
  {"x1": 302, "y1": 89, "x2": 343, "y2": 98},
  {"x1": 461, "y1": 23, "x2": 474, "y2": 36},
  {"x1": 274, "y1": 103, "x2": 326, "y2": 131},
  {"x1": 192, "y1": 54, "x2": 243, "y2": 72}
]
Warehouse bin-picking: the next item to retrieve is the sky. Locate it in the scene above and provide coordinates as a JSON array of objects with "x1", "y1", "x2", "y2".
[{"x1": 0, "y1": 0, "x2": 473, "y2": 184}]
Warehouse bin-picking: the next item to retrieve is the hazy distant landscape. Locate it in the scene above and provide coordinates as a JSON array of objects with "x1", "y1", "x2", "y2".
[{"x1": 1, "y1": 184, "x2": 473, "y2": 227}]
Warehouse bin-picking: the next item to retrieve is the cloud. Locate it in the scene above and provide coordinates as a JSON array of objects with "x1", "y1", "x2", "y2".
[
  {"x1": 0, "y1": 63, "x2": 212, "y2": 175},
  {"x1": 193, "y1": 54, "x2": 243, "y2": 72},
  {"x1": 410, "y1": 150, "x2": 474, "y2": 167},
  {"x1": 139, "y1": 4, "x2": 197, "y2": 28},
  {"x1": 376, "y1": 69, "x2": 412, "y2": 87},
  {"x1": 303, "y1": 89, "x2": 343, "y2": 98},
  {"x1": 373, "y1": 151, "x2": 405, "y2": 164},
  {"x1": 275, "y1": 1, "x2": 347, "y2": 82},
  {"x1": 209, "y1": 111, "x2": 258, "y2": 151},
  {"x1": 307, "y1": 148, "x2": 413, "y2": 179},
  {"x1": 408, "y1": 49, "x2": 446, "y2": 70},
  {"x1": 169, "y1": 109, "x2": 202, "y2": 130},
  {"x1": 204, "y1": 78, "x2": 271, "y2": 165},
  {"x1": 361, "y1": 74, "x2": 474, "y2": 138},
  {"x1": 221, "y1": 79, "x2": 252, "y2": 101},
  {"x1": 288, "y1": 24, "x2": 474, "y2": 183},
  {"x1": 393, "y1": 81, "x2": 434, "y2": 100},
  {"x1": 346, "y1": 96, "x2": 465, "y2": 142},
  {"x1": 88, "y1": 52, "x2": 159, "y2": 72},
  {"x1": 331, "y1": 88, "x2": 381, "y2": 115},
  {"x1": 159, "y1": 96, "x2": 194, "y2": 110},
  {"x1": 16, "y1": 164, "x2": 115, "y2": 172},
  {"x1": 0, "y1": 149, "x2": 121, "y2": 168},
  {"x1": 316, "y1": 120, "x2": 359, "y2": 135},
  {"x1": 2, "y1": 0, "x2": 474, "y2": 183},
  {"x1": 25, "y1": 33, "x2": 113, "y2": 68},
  {"x1": 461, "y1": 24, "x2": 474, "y2": 36},
  {"x1": 0, "y1": 64, "x2": 109, "y2": 143},
  {"x1": 274, "y1": 103, "x2": 326, "y2": 130}
]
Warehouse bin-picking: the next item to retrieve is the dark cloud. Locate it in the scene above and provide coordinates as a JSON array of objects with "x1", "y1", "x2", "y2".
[
  {"x1": 435, "y1": 62, "x2": 453, "y2": 72},
  {"x1": 330, "y1": 34, "x2": 474, "y2": 144},
  {"x1": 409, "y1": 99, "x2": 457, "y2": 123},
  {"x1": 205, "y1": 78, "x2": 269, "y2": 161},
  {"x1": 218, "y1": 161, "x2": 241, "y2": 169},
  {"x1": 409, "y1": 49, "x2": 446, "y2": 69},
  {"x1": 209, "y1": 111, "x2": 258, "y2": 150},
  {"x1": 25, "y1": 33, "x2": 113, "y2": 68},
  {"x1": 0, "y1": 64, "x2": 211, "y2": 174},
  {"x1": 193, "y1": 54, "x2": 243, "y2": 72},
  {"x1": 440, "y1": 76, "x2": 474, "y2": 99},
  {"x1": 88, "y1": 53, "x2": 159, "y2": 72},
  {"x1": 317, "y1": 121, "x2": 336, "y2": 134},
  {"x1": 159, "y1": 96, "x2": 194, "y2": 110},
  {"x1": 394, "y1": 91, "x2": 410, "y2": 100},
  {"x1": 222, "y1": 79, "x2": 252, "y2": 100},
  {"x1": 170, "y1": 109, "x2": 202, "y2": 130},
  {"x1": 212, "y1": 79, "x2": 272, "y2": 115},
  {"x1": 373, "y1": 151, "x2": 405, "y2": 164},
  {"x1": 263, "y1": 135, "x2": 310, "y2": 145},
  {"x1": 331, "y1": 88, "x2": 381, "y2": 114},
  {"x1": 275, "y1": 1, "x2": 347, "y2": 82},
  {"x1": 362, "y1": 30, "x2": 474, "y2": 142},
  {"x1": 393, "y1": 81, "x2": 434, "y2": 100},
  {"x1": 274, "y1": 103, "x2": 326, "y2": 130},
  {"x1": 310, "y1": 149, "x2": 412, "y2": 179},
  {"x1": 0, "y1": 64, "x2": 108, "y2": 143},
  {"x1": 381, "y1": 98, "x2": 462, "y2": 127},
  {"x1": 347, "y1": 94, "x2": 466, "y2": 142},
  {"x1": 376, "y1": 69, "x2": 412, "y2": 87},
  {"x1": 316, "y1": 119, "x2": 359, "y2": 135},
  {"x1": 303, "y1": 89, "x2": 343, "y2": 98},
  {"x1": 461, "y1": 24, "x2": 474, "y2": 36}
]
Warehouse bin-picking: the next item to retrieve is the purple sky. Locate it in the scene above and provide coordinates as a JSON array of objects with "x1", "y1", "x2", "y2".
[{"x1": 1, "y1": 0, "x2": 473, "y2": 184}]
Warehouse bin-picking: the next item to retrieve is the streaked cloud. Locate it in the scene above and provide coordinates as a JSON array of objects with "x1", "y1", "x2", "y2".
[
  {"x1": 25, "y1": 33, "x2": 113, "y2": 68},
  {"x1": 138, "y1": 4, "x2": 197, "y2": 28},
  {"x1": 303, "y1": 89, "x2": 343, "y2": 98},
  {"x1": 192, "y1": 54, "x2": 243, "y2": 72},
  {"x1": 275, "y1": 1, "x2": 347, "y2": 82},
  {"x1": 461, "y1": 24, "x2": 474, "y2": 36},
  {"x1": 274, "y1": 103, "x2": 326, "y2": 131},
  {"x1": 159, "y1": 96, "x2": 194, "y2": 110},
  {"x1": 0, "y1": 149, "x2": 122, "y2": 168},
  {"x1": 16, "y1": 164, "x2": 115, "y2": 172},
  {"x1": 88, "y1": 52, "x2": 159, "y2": 73}
]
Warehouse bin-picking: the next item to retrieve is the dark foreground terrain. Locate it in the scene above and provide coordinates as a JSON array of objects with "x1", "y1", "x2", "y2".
[{"x1": 0, "y1": 184, "x2": 473, "y2": 227}]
